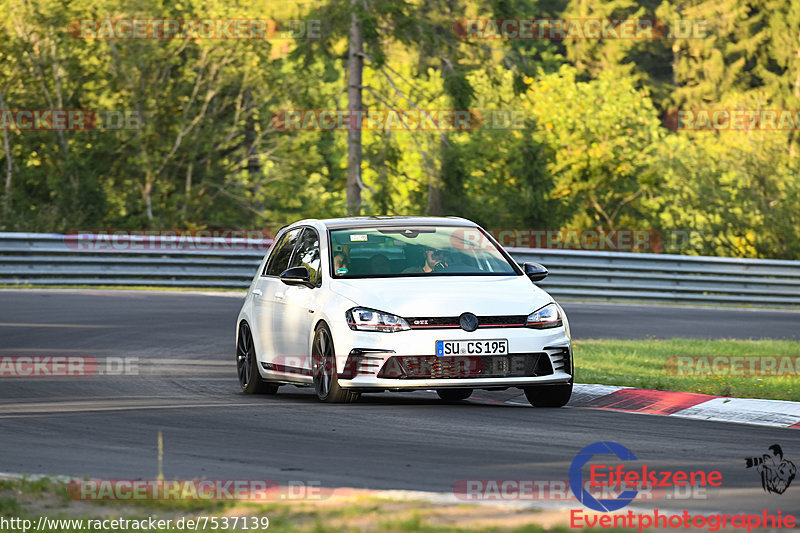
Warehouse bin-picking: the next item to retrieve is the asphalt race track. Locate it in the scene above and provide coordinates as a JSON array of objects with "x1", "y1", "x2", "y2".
[{"x1": 1, "y1": 289, "x2": 799, "y2": 516}]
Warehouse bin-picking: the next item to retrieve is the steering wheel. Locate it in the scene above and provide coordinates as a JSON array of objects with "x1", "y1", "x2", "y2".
[{"x1": 434, "y1": 261, "x2": 448, "y2": 272}]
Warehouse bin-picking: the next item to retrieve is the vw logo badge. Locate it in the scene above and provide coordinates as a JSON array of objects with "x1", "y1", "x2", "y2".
[{"x1": 459, "y1": 312, "x2": 479, "y2": 332}]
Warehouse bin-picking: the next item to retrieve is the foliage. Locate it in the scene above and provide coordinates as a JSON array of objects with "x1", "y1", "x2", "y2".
[{"x1": 1, "y1": 0, "x2": 799, "y2": 259}]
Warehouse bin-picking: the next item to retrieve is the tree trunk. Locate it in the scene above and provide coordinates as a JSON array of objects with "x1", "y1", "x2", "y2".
[
  {"x1": 346, "y1": 2, "x2": 363, "y2": 216},
  {"x1": 427, "y1": 139, "x2": 445, "y2": 215},
  {"x1": 1, "y1": 94, "x2": 12, "y2": 221},
  {"x1": 143, "y1": 175, "x2": 154, "y2": 223},
  {"x1": 791, "y1": 63, "x2": 800, "y2": 157}
]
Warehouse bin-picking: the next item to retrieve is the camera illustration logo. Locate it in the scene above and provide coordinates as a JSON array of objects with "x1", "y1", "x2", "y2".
[
  {"x1": 745, "y1": 444, "x2": 796, "y2": 495},
  {"x1": 569, "y1": 441, "x2": 638, "y2": 512}
]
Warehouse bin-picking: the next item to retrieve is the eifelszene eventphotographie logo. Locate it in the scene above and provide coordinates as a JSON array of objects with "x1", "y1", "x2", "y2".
[
  {"x1": 745, "y1": 444, "x2": 796, "y2": 495},
  {"x1": 570, "y1": 442, "x2": 639, "y2": 511},
  {"x1": 569, "y1": 441, "x2": 722, "y2": 512}
]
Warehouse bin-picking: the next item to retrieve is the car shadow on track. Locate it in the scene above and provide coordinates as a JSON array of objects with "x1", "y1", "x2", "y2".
[{"x1": 248, "y1": 386, "x2": 531, "y2": 408}]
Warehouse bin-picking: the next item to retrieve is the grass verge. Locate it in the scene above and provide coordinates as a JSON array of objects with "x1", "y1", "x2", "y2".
[
  {"x1": 574, "y1": 338, "x2": 800, "y2": 401},
  {"x1": 0, "y1": 478, "x2": 625, "y2": 533}
]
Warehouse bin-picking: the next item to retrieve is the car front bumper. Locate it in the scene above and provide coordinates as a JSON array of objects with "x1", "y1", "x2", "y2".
[{"x1": 331, "y1": 323, "x2": 572, "y2": 391}]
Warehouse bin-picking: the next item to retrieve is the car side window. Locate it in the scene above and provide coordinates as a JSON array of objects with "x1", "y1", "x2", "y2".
[
  {"x1": 264, "y1": 228, "x2": 301, "y2": 276},
  {"x1": 288, "y1": 228, "x2": 321, "y2": 285}
]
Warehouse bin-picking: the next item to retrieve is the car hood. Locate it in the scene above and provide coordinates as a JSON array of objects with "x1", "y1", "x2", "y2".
[{"x1": 329, "y1": 275, "x2": 553, "y2": 317}]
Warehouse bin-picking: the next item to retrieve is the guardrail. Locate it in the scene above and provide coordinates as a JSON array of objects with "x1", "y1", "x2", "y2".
[
  {"x1": 1, "y1": 233, "x2": 799, "y2": 306},
  {"x1": 509, "y1": 248, "x2": 800, "y2": 306}
]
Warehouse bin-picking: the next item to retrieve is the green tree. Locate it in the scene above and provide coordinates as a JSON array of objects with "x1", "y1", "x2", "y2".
[{"x1": 523, "y1": 65, "x2": 664, "y2": 229}]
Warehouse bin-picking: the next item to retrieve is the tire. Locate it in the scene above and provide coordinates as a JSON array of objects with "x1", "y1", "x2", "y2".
[
  {"x1": 524, "y1": 383, "x2": 572, "y2": 407},
  {"x1": 236, "y1": 322, "x2": 279, "y2": 395},
  {"x1": 312, "y1": 324, "x2": 359, "y2": 403},
  {"x1": 437, "y1": 388, "x2": 473, "y2": 402}
]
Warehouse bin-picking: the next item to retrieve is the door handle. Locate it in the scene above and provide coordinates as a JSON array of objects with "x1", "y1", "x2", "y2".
[
  {"x1": 252, "y1": 289, "x2": 263, "y2": 297},
  {"x1": 275, "y1": 292, "x2": 285, "y2": 300}
]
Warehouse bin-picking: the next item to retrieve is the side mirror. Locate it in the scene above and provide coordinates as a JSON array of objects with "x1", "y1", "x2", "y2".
[
  {"x1": 279, "y1": 266, "x2": 315, "y2": 288},
  {"x1": 522, "y1": 262, "x2": 548, "y2": 282}
]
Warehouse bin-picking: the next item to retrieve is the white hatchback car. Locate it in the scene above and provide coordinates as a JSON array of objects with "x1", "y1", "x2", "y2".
[{"x1": 236, "y1": 216, "x2": 573, "y2": 406}]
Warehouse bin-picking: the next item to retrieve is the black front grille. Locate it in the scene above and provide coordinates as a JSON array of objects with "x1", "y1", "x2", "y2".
[
  {"x1": 405, "y1": 315, "x2": 528, "y2": 330},
  {"x1": 377, "y1": 353, "x2": 552, "y2": 379}
]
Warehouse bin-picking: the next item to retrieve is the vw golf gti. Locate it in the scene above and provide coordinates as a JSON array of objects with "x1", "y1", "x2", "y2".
[{"x1": 235, "y1": 216, "x2": 573, "y2": 406}]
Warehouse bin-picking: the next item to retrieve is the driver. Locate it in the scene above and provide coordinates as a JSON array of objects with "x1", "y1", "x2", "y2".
[{"x1": 403, "y1": 247, "x2": 448, "y2": 273}]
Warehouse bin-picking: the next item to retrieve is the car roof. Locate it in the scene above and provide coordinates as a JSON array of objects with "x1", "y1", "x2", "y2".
[{"x1": 289, "y1": 216, "x2": 478, "y2": 230}]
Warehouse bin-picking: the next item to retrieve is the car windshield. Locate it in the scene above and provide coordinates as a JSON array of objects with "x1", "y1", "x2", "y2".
[{"x1": 329, "y1": 226, "x2": 518, "y2": 278}]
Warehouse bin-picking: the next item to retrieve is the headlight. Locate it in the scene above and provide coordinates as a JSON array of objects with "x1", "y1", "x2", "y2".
[
  {"x1": 346, "y1": 307, "x2": 411, "y2": 332},
  {"x1": 526, "y1": 303, "x2": 563, "y2": 329}
]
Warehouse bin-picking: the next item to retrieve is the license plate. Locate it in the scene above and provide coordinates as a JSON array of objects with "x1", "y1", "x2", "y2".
[{"x1": 436, "y1": 339, "x2": 508, "y2": 356}]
